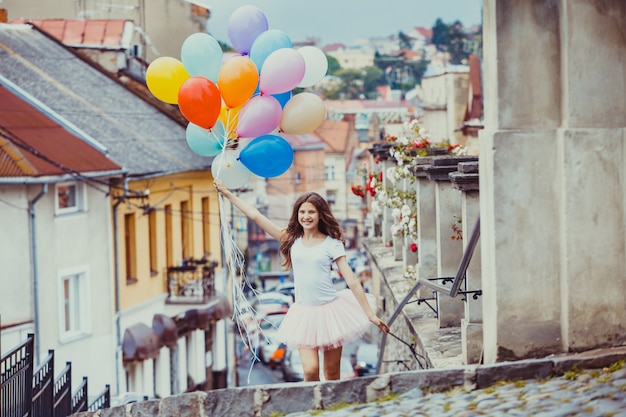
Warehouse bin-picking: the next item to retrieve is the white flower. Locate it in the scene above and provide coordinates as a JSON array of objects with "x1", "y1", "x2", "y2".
[
  {"x1": 392, "y1": 207, "x2": 401, "y2": 218},
  {"x1": 398, "y1": 135, "x2": 410, "y2": 146},
  {"x1": 390, "y1": 224, "x2": 402, "y2": 236},
  {"x1": 386, "y1": 167, "x2": 398, "y2": 183},
  {"x1": 401, "y1": 204, "x2": 412, "y2": 217}
]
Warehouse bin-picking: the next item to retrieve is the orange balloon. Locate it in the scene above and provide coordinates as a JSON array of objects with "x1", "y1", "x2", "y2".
[
  {"x1": 178, "y1": 77, "x2": 222, "y2": 129},
  {"x1": 219, "y1": 105, "x2": 242, "y2": 139},
  {"x1": 218, "y1": 56, "x2": 259, "y2": 109}
]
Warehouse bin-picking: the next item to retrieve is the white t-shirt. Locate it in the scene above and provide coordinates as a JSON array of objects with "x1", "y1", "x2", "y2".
[{"x1": 290, "y1": 236, "x2": 345, "y2": 306}]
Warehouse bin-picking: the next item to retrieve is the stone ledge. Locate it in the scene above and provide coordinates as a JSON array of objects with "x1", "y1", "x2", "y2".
[{"x1": 73, "y1": 346, "x2": 626, "y2": 417}]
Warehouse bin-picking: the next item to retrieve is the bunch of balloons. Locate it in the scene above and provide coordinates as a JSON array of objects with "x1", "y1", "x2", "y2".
[{"x1": 145, "y1": 5, "x2": 329, "y2": 188}]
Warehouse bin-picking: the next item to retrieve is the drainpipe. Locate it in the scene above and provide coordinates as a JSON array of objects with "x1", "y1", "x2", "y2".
[
  {"x1": 112, "y1": 177, "x2": 130, "y2": 395},
  {"x1": 29, "y1": 184, "x2": 48, "y2": 365}
]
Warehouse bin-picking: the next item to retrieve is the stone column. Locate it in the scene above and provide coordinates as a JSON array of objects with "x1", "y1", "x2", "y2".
[
  {"x1": 451, "y1": 161, "x2": 482, "y2": 364},
  {"x1": 481, "y1": 0, "x2": 626, "y2": 363},
  {"x1": 412, "y1": 161, "x2": 437, "y2": 282},
  {"x1": 425, "y1": 158, "x2": 465, "y2": 328}
]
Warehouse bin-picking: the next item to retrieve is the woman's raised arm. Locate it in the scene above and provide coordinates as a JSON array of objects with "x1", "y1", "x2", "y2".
[{"x1": 214, "y1": 179, "x2": 283, "y2": 240}]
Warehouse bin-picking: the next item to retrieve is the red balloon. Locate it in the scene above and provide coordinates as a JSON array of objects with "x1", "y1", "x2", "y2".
[{"x1": 178, "y1": 77, "x2": 222, "y2": 129}]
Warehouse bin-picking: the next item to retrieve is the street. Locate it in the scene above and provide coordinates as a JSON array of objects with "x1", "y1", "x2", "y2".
[{"x1": 236, "y1": 337, "x2": 373, "y2": 386}]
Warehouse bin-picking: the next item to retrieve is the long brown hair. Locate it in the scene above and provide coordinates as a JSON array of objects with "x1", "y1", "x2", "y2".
[{"x1": 279, "y1": 192, "x2": 344, "y2": 270}]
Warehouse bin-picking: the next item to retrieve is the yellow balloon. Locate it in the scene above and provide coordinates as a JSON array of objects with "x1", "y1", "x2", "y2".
[
  {"x1": 146, "y1": 57, "x2": 190, "y2": 104},
  {"x1": 219, "y1": 104, "x2": 242, "y2": 139},
  {"x1": 279, "y1": 92, "x2": 326, "y2": 134},
  {"x1": 218, "y1": 56, "x2": 259, "y2": 109}
]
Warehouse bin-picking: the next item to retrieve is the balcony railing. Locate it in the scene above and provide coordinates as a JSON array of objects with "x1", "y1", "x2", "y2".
[{"x1": 166, "y1": 259, "x2": 217, "y2": 304}]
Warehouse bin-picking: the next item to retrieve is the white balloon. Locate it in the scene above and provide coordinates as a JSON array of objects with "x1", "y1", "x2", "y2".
[
  {"x1": 211, "y1": 149, "x2": 251, "y2": 189},
  {"x1": 297, "y1": 46, "x2": 328, "y2": 88}
]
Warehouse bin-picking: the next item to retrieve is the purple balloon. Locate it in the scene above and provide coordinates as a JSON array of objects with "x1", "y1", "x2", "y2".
[
  {"x1": 237, "y1": 95, "x2": 282, "y2": 138},
  {"x1": 227, "y1": 6, "x2": 269, "y2": 55}
]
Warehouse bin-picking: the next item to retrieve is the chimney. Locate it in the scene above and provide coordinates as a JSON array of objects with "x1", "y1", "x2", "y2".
[{"x1": 0, "y1": 9, "x2": 8, "y2": 23}]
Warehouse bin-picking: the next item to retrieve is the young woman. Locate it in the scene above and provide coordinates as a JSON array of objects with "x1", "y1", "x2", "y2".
[{"x1": 214, "y1": 179, "x2": 390, "y2": 381}]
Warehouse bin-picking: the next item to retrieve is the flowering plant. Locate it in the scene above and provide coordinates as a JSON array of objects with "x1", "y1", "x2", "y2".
[{"x1": 384, "y1": 119, "x2": 467, "y2": 166}]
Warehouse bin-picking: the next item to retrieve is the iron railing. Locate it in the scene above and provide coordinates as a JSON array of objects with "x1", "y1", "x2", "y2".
[
  {"x1": 166, "y1": 259, "x2": 217, "y2": 303},
  {"x1": 0, "y1": 334, "x2": 34, "y2": 417},
  {"x1": 0, "y1": 334, "x2": 111, "y2": 417}
]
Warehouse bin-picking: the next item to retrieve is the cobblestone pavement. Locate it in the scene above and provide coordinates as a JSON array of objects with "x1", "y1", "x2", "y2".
[{"x1": 286, "y1": 362, "x2": 626, "y2": 417}]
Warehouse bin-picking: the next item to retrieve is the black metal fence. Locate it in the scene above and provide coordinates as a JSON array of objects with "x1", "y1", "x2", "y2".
[{"x1": 1, "y1": 334, "x2": 111, "y2": 417}]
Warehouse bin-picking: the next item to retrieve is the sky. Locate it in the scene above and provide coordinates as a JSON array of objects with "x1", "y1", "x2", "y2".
[{"x1": 194, "y1": 0, "x2": 483, "y2": 46}]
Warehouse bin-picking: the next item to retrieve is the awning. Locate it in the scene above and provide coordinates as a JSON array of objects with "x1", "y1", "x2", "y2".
[
  {"x1": 122, "y1": 323, "x2": 160, "y2": 362},
  {"x1": 152, "y1": 314, "x2": 178, "y2": 348}
]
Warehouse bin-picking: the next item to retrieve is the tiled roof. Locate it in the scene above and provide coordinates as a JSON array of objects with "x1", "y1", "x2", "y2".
[
  {"x1": 0, "y1": 24, "x2": 209, "y2": 177},
  {"x1": 314, "y1": 119, "x2": 350, "y2": 153},
  {"x1": 0, "y1": 85, "x2": 121, "y2": 177},
  {"x1": 11, "y1": 18, "x2": 129, "y2": 48},
  {"x1": 281, "y1": 133, "x2": 325, "y2": 150}
]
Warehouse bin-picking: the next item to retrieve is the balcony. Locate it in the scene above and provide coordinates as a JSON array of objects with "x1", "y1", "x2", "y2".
[{"x1": 165, "y1": 259, "x2": 217, "y2": 304}]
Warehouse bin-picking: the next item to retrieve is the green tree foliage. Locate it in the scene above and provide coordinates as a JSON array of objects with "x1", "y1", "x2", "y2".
[
  {"x1": 326, "y1": 54, "x2": 341, "y2": 75},
  {"x1": 431, "y1": 18, "x2": 449, "y2": 52},
  {"x1": 448, "y1": 20, "x2": 468, "y2": 64},
  {"x1": 323, "y1": 66, "x2": 384, "y2": 100},
  {"x1": 398, "y1": 31, "x2": 413, "y2": 50}
]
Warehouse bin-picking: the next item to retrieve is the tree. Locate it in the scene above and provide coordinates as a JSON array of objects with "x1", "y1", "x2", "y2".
[
  {"x1": 447, "y1": 20, "x2": 468, "y2": 64},
  {"x1": 398, "y1": 31, "x2": 413, "y2": 50},
  {"x1": 431, "y1": 18, "x2": 449, "y2": 52},
  {"x1": 326, "y1": 54, "x2": 341, "y2": 75}
]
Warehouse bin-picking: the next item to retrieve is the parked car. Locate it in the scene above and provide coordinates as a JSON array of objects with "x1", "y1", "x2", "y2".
[
  {"x1": 267, "y1": 281, "x2": 295, "y2": 301},
  {"x1": 281, "y1": 349, "x2": 357, "y2": 382},
  {"x1": 251, "y1": 292, "x2": 292, "y2": 316},
  {"x1": 256, "y1": 312, "x2": 287, "y2": 363},
  {"x1": 353, "y1": 343, "x2": 379, "y2": 377}
]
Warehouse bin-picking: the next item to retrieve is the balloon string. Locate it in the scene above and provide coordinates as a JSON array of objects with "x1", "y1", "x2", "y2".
[{"x1": 218, "y1": 193, "x2": 265, "y2": 384}]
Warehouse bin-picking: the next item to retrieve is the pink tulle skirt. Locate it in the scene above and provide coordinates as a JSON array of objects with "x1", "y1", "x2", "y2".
[{"x1": 276, "y1": 289, "x2": 375, "y2": 350}]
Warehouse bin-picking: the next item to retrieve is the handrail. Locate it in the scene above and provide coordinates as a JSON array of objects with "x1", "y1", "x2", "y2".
[{"x1": 376, "y1": 215, "x2": 481, "y2": 374}]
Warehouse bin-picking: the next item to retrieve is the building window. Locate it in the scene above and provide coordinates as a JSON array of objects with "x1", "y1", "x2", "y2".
[
  {"x1": 124, "y1": 213, "x2": 137, "y2": 283},
  {"x1": 180, "y1": 201, "x2": 192, "y2": 260},
  {"x1": 148, "y1": 210, "x2": 158, "y2": 276},
  {"x1": 325, "y1": 165, "x2": 335, "y2": 180},
  {"x1": 58, "y1": 267, "x2": 90, "y2": 342},
  {"x1": 165, "y1": 205, "x2": 173, "y2": 267},
  {"x1": 201, "y1": 197, "x2": 210, "y2": 257},
  {"x1": 55, "y1": 182, "x2": 85, "y2": 215}
]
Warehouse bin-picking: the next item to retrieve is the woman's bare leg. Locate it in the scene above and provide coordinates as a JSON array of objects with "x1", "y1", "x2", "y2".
[
  {"x1": 323, "y1": 346, "x2": 342, "y2": 381},
  {"x1": 299, "y1": 348, "x2": 321, "y2": 381}
]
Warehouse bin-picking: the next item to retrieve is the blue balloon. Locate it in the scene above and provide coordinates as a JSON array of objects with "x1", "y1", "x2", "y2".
[
  {"x1": 239, "y1": 134, "x2": 294, "y2": 177},
  {"x1": 186, "y1": 122, "x2": 225, "y2": 157},
  {"x1": 272, "y1": 91, "x2": 292, "y2": 109},
  {"x1": 249, "y1": 30, "x2": 292, "y2": 74},
  {"x1": 181, "y1": 33, "x2": 223, "y2": 82}
]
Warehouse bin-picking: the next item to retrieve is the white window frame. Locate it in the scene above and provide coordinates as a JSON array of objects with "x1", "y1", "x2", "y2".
[
  {"x1": 54, "y1": 181, "x2": 87, "y2": 215},
  {"x1": 58, "y1": 266, "x2": 91, "y2": 343}
]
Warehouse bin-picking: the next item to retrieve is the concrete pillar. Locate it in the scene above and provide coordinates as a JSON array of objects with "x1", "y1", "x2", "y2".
[
  {"x1": 142, "y1": 358, "x2": 154, "y2": 397},
  {"x1": 154, "y1": 346, "x2": 171, "y2": 398},
  {"x1": 433, "y1": 180, "x2": 464, "y2": 328},
  {"x1": 480, "y1": 0, "x2": 626, "y2": 363},
  {"x1": 558, "y1": 0, "x2": 626, "y2": 353},
  {"x1": 402, "y1": 178, "x2": 419, "y2": 269},
  {"x1": 382, "y1": 159, "x2": 396, "y2": 246},
  {"x1": 414, "y1": 170, "x2": 438, "y2": 282},
  {"x1": 177, "y1": 337, "x2": 188, "y2": 393},
  {"x1": 461, "y1": 191, "x2": 482, "y2": 364}
]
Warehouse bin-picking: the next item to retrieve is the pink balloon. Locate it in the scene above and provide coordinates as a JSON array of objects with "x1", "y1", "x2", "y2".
[
  {"x1": 236, "y1": 95, "x2": 282, "y2": 138},
  {"x1": 259, "y1": 48, "x2": 305, "y2": 95}
]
